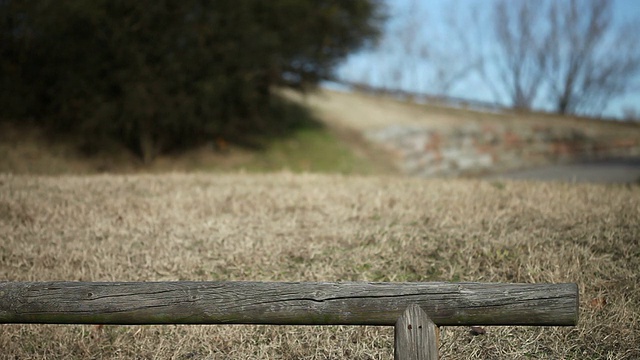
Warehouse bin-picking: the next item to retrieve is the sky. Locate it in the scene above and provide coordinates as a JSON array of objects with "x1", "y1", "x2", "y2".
[{"x1": 334, "y1": 0, "x2": 640, "y2": 119}]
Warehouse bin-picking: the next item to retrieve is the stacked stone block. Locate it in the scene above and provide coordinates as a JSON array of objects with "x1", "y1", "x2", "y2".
[{"x1": 366, "y1": 121, "x2": 640, "y2": 177}]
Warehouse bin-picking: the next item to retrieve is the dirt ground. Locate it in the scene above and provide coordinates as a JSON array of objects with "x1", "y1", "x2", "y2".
[{"x1": 1, "y1": 173, "x2": 638, "y2": 359}]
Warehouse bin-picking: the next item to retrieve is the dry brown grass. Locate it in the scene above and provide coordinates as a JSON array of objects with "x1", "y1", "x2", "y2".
[{"x1": 1, "y1": 173, "x2": 639, "y2": 359}]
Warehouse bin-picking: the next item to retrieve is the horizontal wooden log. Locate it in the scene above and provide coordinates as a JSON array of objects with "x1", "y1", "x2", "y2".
[{"x1": 0, "y1": 281, "x2": 578, "y2": 326}]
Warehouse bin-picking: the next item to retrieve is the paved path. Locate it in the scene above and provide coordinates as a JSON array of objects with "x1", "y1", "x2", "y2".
[{"x1": 486, "y1": 158, "x2": 640, "y2": 184}]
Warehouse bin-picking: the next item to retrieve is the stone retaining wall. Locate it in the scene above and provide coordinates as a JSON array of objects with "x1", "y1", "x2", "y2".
[{"x1": 366, "y1": 122, "x2": 640, "y2": 177}]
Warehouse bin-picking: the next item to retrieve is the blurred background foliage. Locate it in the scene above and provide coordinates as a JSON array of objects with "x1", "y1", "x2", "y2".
[{"x1": 0, "y1": 0, "x2": 384, "y2": 162}]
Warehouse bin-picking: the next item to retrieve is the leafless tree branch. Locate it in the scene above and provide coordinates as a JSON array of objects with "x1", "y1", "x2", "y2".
[{"x1": 537, "y1": 0, "x2": 640, "y2": 115}]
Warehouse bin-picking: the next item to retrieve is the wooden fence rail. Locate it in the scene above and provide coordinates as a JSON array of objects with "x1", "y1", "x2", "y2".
[{"x1": 0, "y1": 281, "x2": 579, "y2": 359}]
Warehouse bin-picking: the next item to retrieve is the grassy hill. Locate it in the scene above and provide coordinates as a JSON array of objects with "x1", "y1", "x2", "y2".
[
  {"x1": 287, "y1": 88, "x2": 640, "y2": 134},
  {"x1": 3, "y1": 88, "x2": 638, "y2": 176}
]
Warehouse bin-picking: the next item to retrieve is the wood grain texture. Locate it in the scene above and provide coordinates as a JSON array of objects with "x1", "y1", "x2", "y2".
[
  {"x1": 0, "y1": 281, "x2": 578, "y2": 326},
  {"x1": 395, "y1": 304, "x2": 439, "y2": 360}
]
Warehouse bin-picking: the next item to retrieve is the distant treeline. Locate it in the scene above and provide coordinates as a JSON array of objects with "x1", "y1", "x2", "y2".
[{"x1": 0, "y1": 1, "x2": 384, "y2": 161}]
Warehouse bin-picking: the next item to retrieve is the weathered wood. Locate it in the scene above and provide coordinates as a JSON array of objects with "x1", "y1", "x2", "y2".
[
  {"x1": 395, "y1": 304, "x2": 439, "y2": 360},
  {"x1": 0, "y1": 281, "x2": 578, "y2": 326}
]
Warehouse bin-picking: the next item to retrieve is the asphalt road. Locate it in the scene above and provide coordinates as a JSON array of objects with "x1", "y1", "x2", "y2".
[{"x1": 486, "y1": 158, "x2": 640, "y2": 184}]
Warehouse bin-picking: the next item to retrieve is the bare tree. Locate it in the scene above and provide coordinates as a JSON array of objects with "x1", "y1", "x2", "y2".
[
  {"x1": 488, "y1": 0, "x2": 545, "y2": 110},
  {"x1": 446, "y1": 2, "x2": 504, "y2": 104},
  {"x1": 338, "y1": 0, "x2": 640, "y2": 117},
  {"x1": 622, "y1": 107, "x2": 639, "y2": 122},
  {"x1": 470, "y1": 0, "x2": 640, "y2": 116},
  {"x1": 395, "y1": 0, "x2": 425, "y2": 92},
  {"x1": 428, "y1": 2, "x2": 484, "y2": 96},
  {"x1": 394, "y1": 0, "x2": 479, "y2": 96},
  {"x1": 539, "y1": 0, "x2": 640, "y2": 115},
  {"x1": 338, "y1": 0, "x2": 478, "y2": 98}
]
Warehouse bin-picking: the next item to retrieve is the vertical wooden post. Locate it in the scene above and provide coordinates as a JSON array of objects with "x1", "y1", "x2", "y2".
[{"x1": 394, "y1": 304, "x2": 439, "y2": 360}]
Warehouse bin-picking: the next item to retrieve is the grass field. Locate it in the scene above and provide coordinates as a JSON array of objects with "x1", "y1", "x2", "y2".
[{"x1": 1, "y1": 173, "x2": 638, "y2": 359}]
